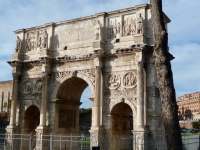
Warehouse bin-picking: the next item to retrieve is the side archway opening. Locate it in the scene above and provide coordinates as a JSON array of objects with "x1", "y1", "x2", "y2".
[{"x1": 24, "y1": 105, "x2": 40, "y2": 133}]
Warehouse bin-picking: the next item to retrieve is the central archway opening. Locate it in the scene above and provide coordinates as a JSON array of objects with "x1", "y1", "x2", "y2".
[{"x1": 56, "y1": 77, "x2": 92, "y2": 135}]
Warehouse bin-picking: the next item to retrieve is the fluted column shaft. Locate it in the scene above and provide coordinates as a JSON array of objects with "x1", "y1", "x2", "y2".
[
  {"x1": 137, "y1": 61, "x2": 144, "y2": 129},
  {"x1": 9, "y1": 74, "x2": 19, "y2": 126},
  {"x1": 39, "y1": 73, "x2": 49, "y2": 127},
  {"x1": 93, "y1": 67, "x2": 101, "y2": 128}
]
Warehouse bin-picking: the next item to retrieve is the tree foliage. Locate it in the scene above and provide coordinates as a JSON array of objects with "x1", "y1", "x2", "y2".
[{"x1": 192, "y1": 121, "x2": 200, "y2": 129}]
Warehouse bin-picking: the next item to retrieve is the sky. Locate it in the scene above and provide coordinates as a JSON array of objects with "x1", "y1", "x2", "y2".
[{"x1": 0, "y1": 0, "x2": 200, "y2": 108}]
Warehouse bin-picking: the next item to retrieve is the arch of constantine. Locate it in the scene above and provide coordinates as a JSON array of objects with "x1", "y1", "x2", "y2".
[{"x1": 6, "y1": 3, "x2": 170, "y2": 150}]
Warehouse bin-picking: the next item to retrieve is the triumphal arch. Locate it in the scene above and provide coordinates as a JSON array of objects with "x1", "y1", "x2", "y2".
[{"x1": 6, "y1": 3, "x2": 170, "y2": 150}]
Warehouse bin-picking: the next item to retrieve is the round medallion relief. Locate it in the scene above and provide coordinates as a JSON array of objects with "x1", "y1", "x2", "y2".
[
  {"x1": 34, "y1": 79, "x2": 42, "y2": 93},
  {"x1": 123, "y1": 72, "x2": 137, "y2": 88},
  {"x1": 107, "y1": 74, "x2": 121, "y2": 89},
  {"x1": 23, "y1": 80, "x2": 33, "y2": 94}
]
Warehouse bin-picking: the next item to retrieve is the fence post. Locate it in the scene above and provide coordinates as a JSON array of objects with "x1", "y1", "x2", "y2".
[
  {"x1": 11, "y1": 131, "x2": 13, "y2": 150},
  {"x1": 50, "y1": 133, "x2": 52, "y2": 150},
  {"x1": 20, "y1": 132, "x2": 22, "y2": 150},
  {"x1": 4, "y1": 132, "x2": 6, "y2": 149},
  {"x1": 29, "y1": 132, "x2": 33, "y2": 150},
  {"x1": 70, "y1": 134, "x2": 72, "y2": 150},
  {"x1": 60, "y1": 134, "x2": 62, "y2": 150}
]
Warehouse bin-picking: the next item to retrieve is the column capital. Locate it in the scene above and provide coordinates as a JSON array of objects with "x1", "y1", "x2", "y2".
[{"x1": 95, "y1": 66, "x2": 102, "y2": 74}]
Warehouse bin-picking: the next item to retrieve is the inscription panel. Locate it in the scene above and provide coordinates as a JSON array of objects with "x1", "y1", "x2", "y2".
[{"x1": 53, "y1": 19, "x2": 96, "y2": 50}]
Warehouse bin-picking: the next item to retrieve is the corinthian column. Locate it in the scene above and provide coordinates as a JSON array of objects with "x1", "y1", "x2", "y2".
[
  {"x1": 9, "y1": 74, "x2": 19, "y2": 127},
  {"x1": 93, "y1": 66, "x2": 101, "y2": 128},
  {"x1": 91, "y1": 56, "x2": 102, "y2": 129},
  {"x1": 39, "y1": 72, "x2": 49, "y2": 127},
  {"x1": 137, "y1": 61, "x2": 144, "y2": 129}
]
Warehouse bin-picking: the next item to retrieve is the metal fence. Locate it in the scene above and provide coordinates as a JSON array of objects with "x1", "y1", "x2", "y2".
[{"x1": 0, "y1": 132, "x2": 200, "y2": 150}]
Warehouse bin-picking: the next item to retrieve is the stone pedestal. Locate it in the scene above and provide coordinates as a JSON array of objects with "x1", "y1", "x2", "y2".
[
  {"x1": 132, "y1": 130, "x2": 148, "y2": 150},
  {"x1": 11, "y1": 53, "x2": 22, "y2": 61},
  {"x1": 89, "y1": 129, "x2": 104, "y2": 149},
  {"x1": 40, "y1": 48, "x2": 51, "y2": 57},
  {"x1": 5, "y1": 127, "x2": 20, "y2": 150},
  {"x1": 134, "y1": 34, "x2": 146, "y2": 44},
  {"x1": 34, "y1": 127, "x2": 49, "y2": 150}
]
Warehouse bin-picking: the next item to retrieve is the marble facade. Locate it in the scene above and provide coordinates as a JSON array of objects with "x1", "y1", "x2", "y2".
[{"x1": 5, "y1": 3, "x2": 170, "y2": 150}]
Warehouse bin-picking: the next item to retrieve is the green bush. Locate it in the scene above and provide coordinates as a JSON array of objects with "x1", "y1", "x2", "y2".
[{"x1": 192, "y1": 121, "x2": 200, "y2": 129}]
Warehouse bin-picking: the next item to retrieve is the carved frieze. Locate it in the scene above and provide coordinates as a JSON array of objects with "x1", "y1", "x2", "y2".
[{"x1": 58, "y1": 108, "x2": 76, "y2": 128}]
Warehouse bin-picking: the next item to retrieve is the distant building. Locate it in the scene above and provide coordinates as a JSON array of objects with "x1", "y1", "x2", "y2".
[
  {"x1": 177, "y1": 92, "x2": 200, "y2": 121},
  {"x1": 0, "y1": 80, "x2": 12, "y2": 131}
]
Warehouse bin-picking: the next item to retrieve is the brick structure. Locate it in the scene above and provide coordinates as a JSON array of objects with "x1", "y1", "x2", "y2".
[{"x1": 177, "y1": 92, "x2": 200, "y2": 121}]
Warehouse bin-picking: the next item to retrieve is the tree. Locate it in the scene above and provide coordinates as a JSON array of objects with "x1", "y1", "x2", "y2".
[
  {"x1": 150, "y1": 0, "x2": 183, "y2": 149},
  {"x1": 192, "y1": 121, "x2": 200, "y2": 129}
]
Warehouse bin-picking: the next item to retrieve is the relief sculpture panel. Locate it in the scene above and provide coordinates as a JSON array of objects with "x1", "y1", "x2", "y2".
[
  {"x1": 123, "y1": 14, "x2": 136, "y2": 36},
  {"x1": 105, "y1": 71, "x2": 137, "y2": 98},
  {"x1": 21, "y1": 78, "x2": 42, "y2": 101},
  {"x1": 107, "y1": 17, "x2": 121, "y2": 39}
]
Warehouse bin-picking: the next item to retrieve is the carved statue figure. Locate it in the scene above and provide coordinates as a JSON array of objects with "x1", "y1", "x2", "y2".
[
  {"x1": 15, "y1": 36, "x2": 21, "y2": 52},
  {"x1": 137, "y1": 13, "x2": 143, "y2": 34},
  {"x1": 37, "y1": 37, "x2": 42, "y2": 48},
  {"x1": 27, "y1": 37, "x2": 31, "y2": 51},
  {"x1": 107, "y1": 20, "x2": 113, "y2": 39},
  {"x1": 42, "y1": 30, "x2": 48, "y2": 48},
  {"x1": 113, "y1": 20, "x2": 117, "y2": 38},
  {"x1": 95, "y1": 20, "x2": 101, "y2": 40},
  {"x1": 117, "y1": 22, "x2": 121, "y2": 34}
]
